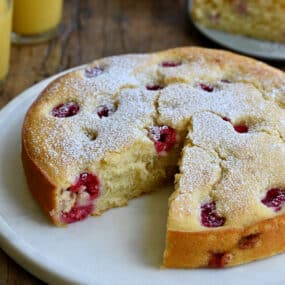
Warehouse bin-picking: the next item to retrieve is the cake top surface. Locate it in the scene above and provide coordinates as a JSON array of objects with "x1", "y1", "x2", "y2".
[{"x1": 22, "y1": 47, "x2": 285, "y2": 230}]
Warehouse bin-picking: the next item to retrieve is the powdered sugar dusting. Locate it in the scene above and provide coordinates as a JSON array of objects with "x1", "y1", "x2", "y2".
[
  {"x1": 158, "y1": 81, "x2": 285, "y2": 131},
  {"x1": 182, "y1": 111, "x2": 285, "y2": 228},
  {"x1": 24, "y1": 49, "x2": 285, "y2": 230},
  {"x1": 27, "y1": 81, "x2": 157, "y2": 183}
]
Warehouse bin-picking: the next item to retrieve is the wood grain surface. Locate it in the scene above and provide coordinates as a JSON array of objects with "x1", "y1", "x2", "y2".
[{"x1": 0, "y1": 0, "x2": 284, "y2": 284}]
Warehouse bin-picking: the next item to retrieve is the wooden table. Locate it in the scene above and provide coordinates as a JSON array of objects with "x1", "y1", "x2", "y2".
[{"x1": 0, "y1": 0, "x2": 284, "y2": 284}]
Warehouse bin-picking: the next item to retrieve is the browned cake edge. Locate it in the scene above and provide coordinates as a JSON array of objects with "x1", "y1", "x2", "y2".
[
  {"x1": 22, "y1": 137, "x2": 60, "y2": 225},
  {"x1": 163, "y1": 213, "x2": 285, "y2": 268},
  {"x1": 21, "y1": 76, "x2": 69, "y2": 226}
]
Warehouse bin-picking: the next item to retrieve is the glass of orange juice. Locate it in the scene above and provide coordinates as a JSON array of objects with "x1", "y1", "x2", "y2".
[
  {"x1": 0, "y1": 0, "x2": 12, "y2": 86},
  {"x1": 12, "y1": 0, "x2": 63, "y2": 44}
]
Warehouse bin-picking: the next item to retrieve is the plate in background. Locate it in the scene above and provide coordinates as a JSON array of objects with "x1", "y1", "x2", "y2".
[{"x1": 188, "y1": 0, "x2": 285, "y2": 61}]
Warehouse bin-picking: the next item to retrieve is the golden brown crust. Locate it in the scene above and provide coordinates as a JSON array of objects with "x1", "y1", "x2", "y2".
[
  {"x1": 22, "y1": 135, "x2": 60, "y2": 225},
  {"x1": 163, "y1": 212, "x2": 285, "y2": 268},
  {"x1": 21, "y1": 75, "x2": 72, "y2": 226}
]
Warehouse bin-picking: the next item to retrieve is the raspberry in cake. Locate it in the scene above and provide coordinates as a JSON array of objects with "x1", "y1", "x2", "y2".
[
  {"x1": 52, "y1": 102, "x2": 79, "y2": 118},
  {"x1": 149, "y1": 125, "x2": 177, "y2": 154}
]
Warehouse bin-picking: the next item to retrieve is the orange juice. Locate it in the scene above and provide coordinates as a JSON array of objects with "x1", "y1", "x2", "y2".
[
  {"x1": 0, "y1": 0, "x2": 12, "y2": 82},
  {"x1": 13, "y1": 0, "x2": 63, "y2": 38}
]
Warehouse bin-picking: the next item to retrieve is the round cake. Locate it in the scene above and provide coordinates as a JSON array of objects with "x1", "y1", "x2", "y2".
[{"x1": 22, "y1": 47, "x2": 285, "y2": 268}]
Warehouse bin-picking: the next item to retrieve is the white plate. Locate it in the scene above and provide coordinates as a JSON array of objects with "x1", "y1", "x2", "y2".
[
  {"x1": 1, "y1": 70, "x2": 285, "y2": 285},
  {"x1": 188, "y1": 0, "x2": 285, "y2": 61}
]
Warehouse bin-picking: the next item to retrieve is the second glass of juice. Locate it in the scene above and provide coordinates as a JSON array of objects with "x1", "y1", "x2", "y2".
[
  {"x1": 12, "y1": 0, "x2": 63, "y2": 44},
  {"x1": 0, "y1": 0, "x2": 12, "y2": 86}
]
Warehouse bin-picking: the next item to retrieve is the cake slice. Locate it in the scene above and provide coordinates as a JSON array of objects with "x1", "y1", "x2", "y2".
[
  {"x1": 191, "y1": 0, "x2": 285, "y2": 43},
  {"x1": 164, "y1": 111, "x2": 285, "y2": 267}
]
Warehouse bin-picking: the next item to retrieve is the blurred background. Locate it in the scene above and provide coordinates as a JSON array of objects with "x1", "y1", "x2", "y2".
[{"x1": 1, "y1": 0, "x2": 208, "y2": 108}]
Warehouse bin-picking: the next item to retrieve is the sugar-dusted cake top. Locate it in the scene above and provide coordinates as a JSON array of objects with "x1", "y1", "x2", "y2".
[{"x1": 23, "y1": 47, "x2": 285, "y2": 229}]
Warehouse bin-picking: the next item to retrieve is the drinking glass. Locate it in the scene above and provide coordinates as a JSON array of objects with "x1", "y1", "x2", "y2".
[
  {"x1": 12, "y1": 0, "x2": 63, "y2": 44},
  {"x1": 0, "y1": 0, "x2": 12, "y2": 86}
]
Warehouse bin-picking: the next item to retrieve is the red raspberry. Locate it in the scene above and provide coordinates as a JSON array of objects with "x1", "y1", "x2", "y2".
[
  {"x1": 146, "y1": 85, "x2": 164, "y2": 91},
  {"x1": 262, "y1": 188, "x2": 285, "y2": 212},
  {"x1": 85, "y1": 66, "x2": 104, "y2": 78},
  {"x1": 52, "y1": 102, "x2": 79, "y2": 118},
  {"x1": 208, "y1": 252, "x2": 233, "y2": 268},
  {"x1": 161, "y1": 61, "x2": 181, "y2": 67},
  {"x1": 238, "y1": 233, "x2": 261, "y2": 249},
  {"x1": 149, "y1": 125, "x2": 177, "y2": 154},
  {"x1": 222, "y1": 116, "x2": 231, "y2": 122},
  {"x1": 69, "y1": 173, "x2": 101, "y2": 201},
  {"x1": 234, "y1": 124, "x2": 248, "y2": 133},
  {"x1": 200, "y1": 83, "x2": 214, "y2": 92},
  {"x1": 62, "y1": 204, "x2": 93, "y2": 224},
  {"x1": 96, "y1": 105, "x2": 116, "y2": 118},
  {"x1": 201, "y1": 201, "x2": 225, "y2": 227},
  {"x1": 222, "y1": 117, "x2": 249, "y2": 133}
]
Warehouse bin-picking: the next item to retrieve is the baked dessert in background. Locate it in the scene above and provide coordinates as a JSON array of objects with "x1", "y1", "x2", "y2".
[
  {"x1": 22, "y1": 47, "x2": 285, "y2": 268},
  {"x1": 191, "y1": 0, "x2": 285, "y2": 43}
]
